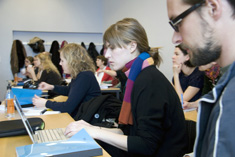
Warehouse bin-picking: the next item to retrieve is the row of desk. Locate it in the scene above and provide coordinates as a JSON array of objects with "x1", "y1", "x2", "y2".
[{"x1": 0, "y1": 111, "x2": 110, "y2": 157}]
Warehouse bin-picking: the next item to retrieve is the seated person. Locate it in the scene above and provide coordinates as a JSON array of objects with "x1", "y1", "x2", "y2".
[
  {"x1": 20, "y1": 56, "x2": 34, "y2": 79},
  {"x1": 64, "y1": 18, "x2": 187, "y2": 156},
  {"x1": 183, "y1": 62, "x2": 221, "y2": 109},
  {"x1": 27, "y1": 53, "x2": 62, "y2": 85},
  {"x1": 172, "y1": 45, "x2": 204, "y2": 103},
  {"x1": 32, "y1": 43, "x2": 101, "y2": 118},
  {"x1": 95, "y1": 55, "x2": 113, "y2": 84}
]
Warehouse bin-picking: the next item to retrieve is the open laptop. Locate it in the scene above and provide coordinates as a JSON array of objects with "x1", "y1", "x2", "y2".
[{"x1": 14, "y1": 96, "x2": 68, "y2": 143}]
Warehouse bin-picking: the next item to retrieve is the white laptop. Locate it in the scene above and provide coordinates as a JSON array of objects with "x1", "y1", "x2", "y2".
[{"x1": 14, "y1": 96, "x2": 68, "y2": 143}]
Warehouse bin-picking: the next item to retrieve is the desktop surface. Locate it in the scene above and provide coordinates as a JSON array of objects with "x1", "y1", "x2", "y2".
[{"x1": 0, "y1": 111, "x2": 110, "y2": 157}]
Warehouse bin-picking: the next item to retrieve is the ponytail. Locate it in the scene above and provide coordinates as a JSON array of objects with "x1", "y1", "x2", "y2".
[{"x1": 148, "y1": 47, "x2": 162, "y2": 67}]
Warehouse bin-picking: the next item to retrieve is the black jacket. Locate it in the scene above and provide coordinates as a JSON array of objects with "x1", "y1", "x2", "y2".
[{"x1": 74, "y1": 94, "x2": 121, "y2": 126}]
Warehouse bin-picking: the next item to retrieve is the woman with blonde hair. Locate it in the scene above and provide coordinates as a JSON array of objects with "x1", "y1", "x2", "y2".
[
  {"x1": 32, "y1": 43, "x2": 101, "y2": 118},
  {"x1": 27, "y1": 52, "x2": 61, "y2": 85},
  {"x1": 64, "y1": 18, "x2": 187, "y2": 156}
]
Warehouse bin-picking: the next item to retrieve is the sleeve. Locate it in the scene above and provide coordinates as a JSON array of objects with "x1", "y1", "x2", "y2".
[
  {"x1": 127, "y1": 74, "x2": 167, "y2": 155},
  {"x1": 53, "y1": 84, "x2": 70, "y2": 96},
  {"x1": 102, "y1": 66, "x2": 113, "y2": 82},
  {"x1": 45, "y1": 73, "x2": 91, "y2": 114}
]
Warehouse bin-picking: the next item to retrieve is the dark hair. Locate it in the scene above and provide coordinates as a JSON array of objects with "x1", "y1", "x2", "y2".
[
  {"x1": 103, "y1": 18, "x2": 162, "y2": 67},
  {"x1": 175, "y1": 45, "x2": 194, "y2": 67},
  {"x1": 183, "y1": 0, "x2": 235, "y2": 18},
  {"x1": 26, "y1": 56, "x2": 34, "y2": 64},
  {"x1": 97, "y1": 55, "x2": 108, "y2": 66}
]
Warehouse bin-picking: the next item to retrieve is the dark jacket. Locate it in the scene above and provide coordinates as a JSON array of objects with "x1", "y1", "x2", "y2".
[
  {"x1": 10, "y1": 40, "x2": 27, "y2": 75},
  {"x1": 74, "y1": 94, "x2": 122, "y2": 126}
]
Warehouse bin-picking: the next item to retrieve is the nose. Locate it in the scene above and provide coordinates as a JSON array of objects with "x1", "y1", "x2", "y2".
[
  {"x1": 172, "y1": 31, "x2": 182, "y2": 45},
  {"x1": 59, "y1": 60, "x2": 62, "y2": 66},
  {"x1": 105, "y1": 48, "x2": 111, "y2": 59}
]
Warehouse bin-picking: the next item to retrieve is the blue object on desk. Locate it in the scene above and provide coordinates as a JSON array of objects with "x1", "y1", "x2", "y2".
[
  {"x1": 12, "y1": 88, "x2": 42, "y2": 105},
  {"x1": 17, "y1": 82, "x2": 24, "y2": 86},
  {"x1": 15, "y1": 128, "x2": 103, "y2": 157}
]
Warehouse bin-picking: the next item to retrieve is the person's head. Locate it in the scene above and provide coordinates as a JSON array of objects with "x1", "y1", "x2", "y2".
[
  {"x1": 103, "y1": 18, "x2": 162, "y2": 71},
  {"x1": 173, "y1": 45, "x2": 194, "y2": 67},
  {"x1": 34, "y1": 53, "x2": 60, "y2": 75},
  {"x1": 59, "y1": 43, "x2": 96, "y2": 78},
  {"x1": 167, "y1": 0, "x2": 235, "y2": 67},
  {"x1": 42, "y1": 51, "x2": 51, "y2": 59},
  {"x1": 96, "y1": 55, "x2": 108, "y2": 67},
  {"x1": 25, "y1": 56, "x2": 34, "y2": 66}
]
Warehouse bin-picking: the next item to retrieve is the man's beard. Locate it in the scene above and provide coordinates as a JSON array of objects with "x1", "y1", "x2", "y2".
[
  {"x1": 189, "y1": 41, "x2": 221, "y2": 66},
  {"x1": 182, "y1": 20, "x2": 221, "y2": 66}
]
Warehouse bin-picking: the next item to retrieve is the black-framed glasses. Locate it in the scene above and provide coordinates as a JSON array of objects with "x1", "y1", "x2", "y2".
[{"x1": 169, "y1": 1, "x2": 205, "y2": 32}]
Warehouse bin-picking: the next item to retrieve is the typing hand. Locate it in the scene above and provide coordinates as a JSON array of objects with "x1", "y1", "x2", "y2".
[
  {"x1": 38, "y1": 82, "x2": 54, "y2": 90},
  {"x1": 32, "y1": 95, "x2": 47, "y2": 108},
  {"x1": 64, "y1": 120, "x2": 93, "y2": 138}
]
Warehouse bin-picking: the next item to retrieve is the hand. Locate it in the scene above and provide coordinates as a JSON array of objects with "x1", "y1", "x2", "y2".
[
  {"x1": 38, "y1": 82, "x2": 54, "y2": 90},
  {"x1": 173, "y1": 63, "x2": 182, "y2": 75},
  {"x1": 199, "y1": 62, "x2": 217, "y2": 71},
  {"x1": 26, "y1": 66, "x2": 35, "y2": 74},
  {"x1": 183, "y1": 101, "x2": 198, "y2": 110},
  {"x1": 32, "y1": 95, "x2": 47, "y2": 107},
  {"x1": 64, "y1": 120, "x2": 93, "y2": 138}
]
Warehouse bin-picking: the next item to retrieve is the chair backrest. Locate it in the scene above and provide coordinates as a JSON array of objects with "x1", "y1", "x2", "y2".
[{"x1": 185, "y1": 120, "x2": 197, "y2": 154}]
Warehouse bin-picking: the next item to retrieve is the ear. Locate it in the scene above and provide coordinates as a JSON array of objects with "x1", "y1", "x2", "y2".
[
  {"x1": 185, "y1": 54, "x2": 190, "y2": 61},
  {"x1": 129, "y1": 41, "x2": 137, "y2": 53},
  {"x1": 206, "y1": 0, "x2": 222, "y2": 20}
]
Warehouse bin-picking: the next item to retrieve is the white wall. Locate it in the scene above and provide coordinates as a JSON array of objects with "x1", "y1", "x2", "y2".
[
  {"x1": 103, "y1": 0, "x2": 175, "y2": 80},
  {"x1": 0, "y1": 0, "x2": 175, "y2": 100},
  {"x1": 0, "y1": 0, "x2": 103, "y2": 100}
]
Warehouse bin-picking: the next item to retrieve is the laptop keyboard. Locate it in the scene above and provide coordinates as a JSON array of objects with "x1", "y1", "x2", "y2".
[{"x1": 35, "y1": 128, "x2": 68, "y2": 143}]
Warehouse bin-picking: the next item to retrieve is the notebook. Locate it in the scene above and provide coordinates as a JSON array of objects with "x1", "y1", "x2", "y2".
[{"x1": 14, "y1": 96, "x2": 68, "y2": 143}]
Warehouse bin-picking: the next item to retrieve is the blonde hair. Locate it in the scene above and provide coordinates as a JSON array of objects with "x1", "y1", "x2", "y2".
[
  {"x1": 103, "y1": 18, "x2": 162, "y2": 67},
  {"x1": 60, "y1": 43, "x2": 96, "y2": 78},
  {"x1": 35, "y1": 53, "x2": 60, "y2": 76}
]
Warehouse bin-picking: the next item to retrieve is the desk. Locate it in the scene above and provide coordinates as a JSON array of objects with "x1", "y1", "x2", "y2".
[
  {"x1": 101, "y1": 87, "x2": 120, "y2": 99},
  {"x1": 184, "y1": 110, "x2": 197, "y2": 122},
  {"x1": 0, "y1": 112, "x2": 110, "y2": 157}
]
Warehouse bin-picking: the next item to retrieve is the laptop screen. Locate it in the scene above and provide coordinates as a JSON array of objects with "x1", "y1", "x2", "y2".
[{"x1": 14, "y1": 96, "x2": 36, "y2": 143}]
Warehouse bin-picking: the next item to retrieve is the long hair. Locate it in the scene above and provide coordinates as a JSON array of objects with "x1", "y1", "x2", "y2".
[
  {"x1": 35, "y1": 53, "x2": 60, "y2": 76},
  {"x1": 103, "y1": 18, "x2": 162, "y2": 67},
  {"x1": 60, "y1": 43, "x2": 96, "y2": 78}
]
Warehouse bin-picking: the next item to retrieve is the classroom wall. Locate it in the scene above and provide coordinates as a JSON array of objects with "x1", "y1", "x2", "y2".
[
  {"x1": 0, "y1": 0, "x2": 103, "y2": 100},
  {"x1": 0, "y1": 0, "x2": 175, "y2": 100},
  {"x1": 103, "y1": 0, "x2": 175, "y2": 81}
]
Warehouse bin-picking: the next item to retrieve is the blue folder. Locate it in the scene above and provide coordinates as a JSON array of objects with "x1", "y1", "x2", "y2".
[
  {"x1": 15, "y1": 129, "x2": 103, "y2": 157},
  {"x1": 12, "y1": 88, "x2": 42, "y2": 105}
]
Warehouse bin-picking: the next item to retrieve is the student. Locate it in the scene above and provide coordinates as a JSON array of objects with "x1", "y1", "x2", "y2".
[
  {"x1": 20, "y1": 56, "x2": 34, "y2": 79},
  {"x1": 64, "y1": 18, "x2": 187, "y2": 157},
  {"x1": 95, "y1": 55, "x2": 113, "y2": 84},
  {"x1": 167, "y1": 0, "x2": 235, "y2": 156},
  {"x1": 27, "y1": 53, "x2": 62, "y2": 85},
  {"x1": 32, "y1": 43, "x2": 101, "y2": 118},
  {"x1": 183, "y1": 62, "x2": 221, "y2": 110},
  {"x1": 172, "y1": 45, "x2": 204, "y2": 102}
]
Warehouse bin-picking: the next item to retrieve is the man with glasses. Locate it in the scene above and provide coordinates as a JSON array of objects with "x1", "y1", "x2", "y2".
[{"x1": 167, "y1": 0, "x2": 235, "y2": 156}]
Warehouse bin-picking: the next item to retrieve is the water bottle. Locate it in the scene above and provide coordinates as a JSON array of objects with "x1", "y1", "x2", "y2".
[{"x1": 5, "y1": 83, "x2": 15, "y2": 118}]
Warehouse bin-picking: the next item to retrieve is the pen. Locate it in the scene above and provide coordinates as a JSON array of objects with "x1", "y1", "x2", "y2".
[
  {"x1": 181, "y1": 94, "x2": 184, "y2": 108},
  {"x1": 40, "y1": 109, "x2": 47, "y2": 115}
]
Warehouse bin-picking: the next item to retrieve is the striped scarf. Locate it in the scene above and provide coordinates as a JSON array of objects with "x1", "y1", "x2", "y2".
[{"x1": 118, "y1": 52, "x2": 154, "y2": 125}]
